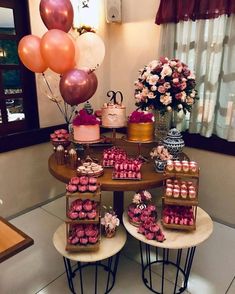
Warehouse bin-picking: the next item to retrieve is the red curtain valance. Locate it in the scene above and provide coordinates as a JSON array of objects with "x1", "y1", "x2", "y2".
[{"x1": 155, "y1": 0, "x2": 235, "y2": 25}]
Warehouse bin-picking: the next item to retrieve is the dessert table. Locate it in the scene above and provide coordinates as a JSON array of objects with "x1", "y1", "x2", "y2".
[
  {"x1": 48, "y1": 138, "x2": 189, "y2": 219},
  {"x1": 0, "y1": 216, "x2": 34, "y2": 263},
  {"x1": 123, "y1": 207, "x2": 213, "y2": 293},
  {"x1": 49, "y1": 139, "x2": 164, "y2": 218}
]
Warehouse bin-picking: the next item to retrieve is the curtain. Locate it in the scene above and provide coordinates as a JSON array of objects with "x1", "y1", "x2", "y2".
[
  {"x1": 156, "y1": 0, "x2": 235, "y2": 24},
  {"x1": 158, "y1": 15, "x2": 235, "y2": 141}
]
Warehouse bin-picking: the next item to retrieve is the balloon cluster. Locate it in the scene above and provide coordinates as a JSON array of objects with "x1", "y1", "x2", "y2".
[{"x1": 18, "y1": 0, "x2": 105, "y2": 115}]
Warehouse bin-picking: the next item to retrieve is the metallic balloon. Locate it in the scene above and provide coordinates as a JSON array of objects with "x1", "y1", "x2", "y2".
[
  {"x1": 18, "y1": 35, "x2": 47, "y2": 73},
  {"x1": 59, "y1": 69, "x2": 93, "y2": 106},
  {"x1": 39, "y1": 0, "x2": 74, "y2": 33},
  {"x1": 40, "y1": 29, "x2": 75, "y2": 74}
]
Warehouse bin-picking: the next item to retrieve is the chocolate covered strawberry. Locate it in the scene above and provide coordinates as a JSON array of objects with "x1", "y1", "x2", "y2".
[
  {"x1": 66, "y1": 184, "x2": 77, "y2": 193},
  {"x1": 80, "y1": 237, "x2": 88, "y2": 245},
  {"x1": 88, "y1": 185, "x2": 97, "y2": 192},
  {"x1": 87, "y1": 210, "x2": 97, "y2": 219},
  {"x1": 83, "y1": 200, "x2": 93, "y2": 212},
  {"x1": 78, "y1": 211, "x2": 87, "y2": 219},
  {"x1": 78, "y1": 185, "x2": 87, "y2": 192},
  {"x1": 89, "y1": 177, "x2": 97, "y2": 185},
  {"x1": 80, "y1": 176, "x2": 89, "y2": 185},
  {"x1": 68, "y1": 211, "x2": 79, "y2": 220},
  {"x1": 76, "y1": 229, "x2": 85, "y2": 238},
  {"x1": 70, "y1": 177, "x2": 80, "y2": 185},
  {"x1": 89, "y1": 236, "x2": 98, "y2": 244}
]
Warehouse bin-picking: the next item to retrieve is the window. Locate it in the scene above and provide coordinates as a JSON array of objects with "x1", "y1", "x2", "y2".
[{"x1": 0, "y1": 0, "x2": 39, "y2": 137}]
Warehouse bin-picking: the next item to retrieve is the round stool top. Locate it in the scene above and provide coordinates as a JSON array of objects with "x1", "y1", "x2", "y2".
[
  {"x1": 53, "y1": 224, "x2": 127, "y2": 262},
  {"x1": 123, "y1": 207, "x2": 213, "y2": 249}
]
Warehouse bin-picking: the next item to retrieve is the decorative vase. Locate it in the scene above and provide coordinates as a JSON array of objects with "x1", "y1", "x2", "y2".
[
  {"x1": 154, "y1": 159, "x2": 167, "y2": 173},
  {"x1": 104, "y1": 227, "x2": 116, "y2": 238},
  {"x1": 162, "y1": 128, "x2": 185, "y2": 159},
  {"x1": 153, "y1": 110, "x2": 172, "y2": 143}
]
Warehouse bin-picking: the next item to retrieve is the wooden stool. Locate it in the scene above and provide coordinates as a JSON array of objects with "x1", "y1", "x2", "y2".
[
  {"x1": 53, "y1": 224, "x2": 127, "y2": 294},
  {"x1": 123, "y1": 207, "x2": 213, "y2": 294}
]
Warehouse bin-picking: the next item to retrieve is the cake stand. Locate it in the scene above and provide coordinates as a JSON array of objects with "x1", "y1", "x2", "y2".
[
  {"x1": 122, "y1": 136, "x2": 153, "y2": 162},
  {"x1": 101, "y1": 125, "x2": 126, "y2": 142}
]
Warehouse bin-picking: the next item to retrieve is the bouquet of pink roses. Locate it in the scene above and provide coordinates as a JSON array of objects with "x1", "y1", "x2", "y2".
[{"x1": 134, "y1": 57, "x2": 198, "y2": 115}]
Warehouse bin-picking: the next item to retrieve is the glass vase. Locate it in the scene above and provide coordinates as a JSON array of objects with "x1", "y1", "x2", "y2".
[{"x1": 153, "y1": 110, "x2": 172, "y2": 143}]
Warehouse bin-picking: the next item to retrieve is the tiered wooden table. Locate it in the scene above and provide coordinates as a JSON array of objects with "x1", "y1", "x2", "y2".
[
  {"x1": 0, "y1": 216, "x2": 34, "y2": 263},
  {"x1": 48, "y1": 138, "x2": 188, "y2": 219}
]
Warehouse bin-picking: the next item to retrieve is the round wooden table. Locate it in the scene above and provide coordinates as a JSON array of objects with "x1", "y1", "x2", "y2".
[{"x1": 48, "y1": 139, "x2": 188, "y2": 219}]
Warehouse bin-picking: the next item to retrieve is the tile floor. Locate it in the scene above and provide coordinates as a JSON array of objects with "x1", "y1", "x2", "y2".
[{"x1": 0, "y1": 195, "x2": 235, "y2": 294}]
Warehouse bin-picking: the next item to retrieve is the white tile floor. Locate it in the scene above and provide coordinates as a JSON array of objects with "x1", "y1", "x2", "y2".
[{"x1": 0, "y1": 196, "x2": 235, "y2": 294}]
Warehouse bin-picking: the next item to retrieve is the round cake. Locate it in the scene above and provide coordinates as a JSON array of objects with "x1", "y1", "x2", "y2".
[
  {"x1": 101, "y1": 103, "x2": 126, "y2": 128},
  {"x1": 127, "y1": 122, "x2": 154, "y2": 142},
  {"x1": 73, "y1": 109, "x2": 100, "y2": 142},
  {"x1": 127, "y1": 111, "x2": 154, "y2": 142}
]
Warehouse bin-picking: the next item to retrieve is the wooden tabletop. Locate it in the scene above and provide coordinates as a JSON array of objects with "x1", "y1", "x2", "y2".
[
  {"x1": 48, "y1": 139, "x2": 188, "y2": 191},
  {"x1": 0, "y1": 217, "x2": 34, "y2": 263},
  {"x1": 123, "y1": 207, "x2": 213, "y2": 249}
]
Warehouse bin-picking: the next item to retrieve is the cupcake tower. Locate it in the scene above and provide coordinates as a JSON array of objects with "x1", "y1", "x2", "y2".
[
  {"x1": 162, "y1": 160, "x2": 199, "y2": 230},
  {"x1": 65, "y1": 176, "x2": 101, "y2": 252}
]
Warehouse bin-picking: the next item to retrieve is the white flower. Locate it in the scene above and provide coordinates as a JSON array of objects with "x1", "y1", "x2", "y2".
[
  {"x1": 133, "y1": 193, "x2": 141, "y2": 204},
  {"x1": 147, "y1": 74, "x2": 159, "y2": 85},
  {"x1": 148, "y1": 60, "x2": 160, "y2": 69},
  {"x1": 151, "y1": 85, "x2": 157, "y2": 91},
  {"x1": 160, "y1": 93, "x2": 172, "y2": 105},
  {"x1": 161, "y1": 64, "x2": 172, "y2": 78},
  {"x1": 142, "y1": 190, "x2": 152, "y2": 200},
  {"x1": 135, "y1": 93, "x2": 143, "y2": 103},
  {"x1": 167, "y1": 106, "x2": 172, "y2": 112}
]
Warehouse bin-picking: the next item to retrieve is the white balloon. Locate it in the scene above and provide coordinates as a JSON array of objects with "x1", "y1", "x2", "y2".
[{"x1": 75, "y1": 32, "x2": 105, "y2": 70}]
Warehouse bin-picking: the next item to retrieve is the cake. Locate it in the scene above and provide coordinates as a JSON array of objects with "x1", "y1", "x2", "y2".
[
  {"x1": 127, "y1": 111, "x2": 154, "y2": 142},
  {"x1": 101, "y1": 102, "x2": 126, "y2": 127},
  {"x1": 73, "y1": 109, "x2": 100, "y2": 142}
]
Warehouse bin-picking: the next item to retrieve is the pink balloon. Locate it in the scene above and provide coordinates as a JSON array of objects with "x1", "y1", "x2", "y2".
[
  {"x1": 39, "y1": 0, "x2": 74, "y2": 33},
  {"x1": 59, "y1": 69, "x2": 91, "y2": 106}
]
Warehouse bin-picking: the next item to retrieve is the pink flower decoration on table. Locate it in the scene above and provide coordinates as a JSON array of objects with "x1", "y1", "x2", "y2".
[
  {"x1": 73, "y1": 109, "x2": 101, "y2": 126},
  {"x1": 134, "y1": 57, "x2": 198, "y2": 114},
  {"x1": 150, "y1": 145, "x2": 173, "y2": 161},
  {"x1": 128, "y1": 111, "x2": 154, "y2": 123}
]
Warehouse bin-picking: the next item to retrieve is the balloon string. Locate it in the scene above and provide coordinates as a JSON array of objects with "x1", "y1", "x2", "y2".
[{"x1": 42, "y1": 73, "x2": 69, "y2": 124}]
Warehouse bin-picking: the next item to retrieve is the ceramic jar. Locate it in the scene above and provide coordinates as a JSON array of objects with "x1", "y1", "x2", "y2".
[{"x1": 162, "y1": 128, "x2": 185, "y2": 159}]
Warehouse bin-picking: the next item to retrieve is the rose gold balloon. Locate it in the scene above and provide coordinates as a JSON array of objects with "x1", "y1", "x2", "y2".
[
  {"x1": 18, "y1": 35, "x2": 47, "y2": 73},
  {"x1": 40, "y1": 29, "x2": 75, "y2": 74},
  {"x1": 59, "y1": 69, "x2": 91, "y2": 106},
  {"x1": 39, "y1": 0, "x2": 74, "y2": 33}
]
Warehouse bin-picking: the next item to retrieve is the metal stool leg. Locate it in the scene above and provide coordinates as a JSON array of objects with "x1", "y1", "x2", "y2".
[{"x1": 63, "y1": 257, "x2": 76, "y2": 294}]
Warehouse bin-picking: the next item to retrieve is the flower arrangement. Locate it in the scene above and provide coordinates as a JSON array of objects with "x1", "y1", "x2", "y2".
[
  {"x1": 73, "y1": 109, "x2": 100, "y2": 126},
  {"x1": 150, "y1": 145, "x2": 173, "y2": 161},
  {"x1": 132, "y1": 190, "x2": 152, "y2": 204},
  {"x1": 128, "y1": 110, "x2": 154, "y2": 123},
  {"x1": 101, "y1": 206, "x2": 120, "y2": 237},
  {"x1": 134, "y1": 57, "x2": 198, "y2": 114}
]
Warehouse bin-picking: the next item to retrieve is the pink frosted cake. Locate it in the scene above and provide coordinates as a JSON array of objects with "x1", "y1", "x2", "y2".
[
  {"x1": 73, "y1": 110, "x2": 100, "y2": 142},
  {"x1": 101, "y1": 102, "x2": 126, "y2": 127}
]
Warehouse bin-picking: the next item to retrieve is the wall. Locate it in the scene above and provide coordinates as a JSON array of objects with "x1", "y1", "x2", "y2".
[{"x1": 1, "y1": 0, "x2": 234, "y2": 227}]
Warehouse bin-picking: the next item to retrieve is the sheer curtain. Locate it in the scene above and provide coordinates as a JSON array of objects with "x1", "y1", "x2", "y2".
[{"x1": 158, "y1": 15, "x2": 235, "y2": 141}]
